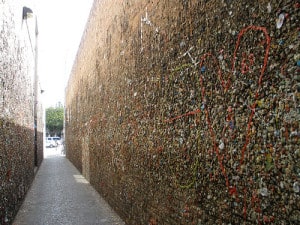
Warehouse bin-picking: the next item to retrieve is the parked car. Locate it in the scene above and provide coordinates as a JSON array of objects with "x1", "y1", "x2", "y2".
[{"x1": 45, "y1": 137, "x2": 61, "y2": 148}]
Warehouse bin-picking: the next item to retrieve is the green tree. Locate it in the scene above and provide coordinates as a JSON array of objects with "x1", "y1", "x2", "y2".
[{"x1": 46, "y1": 105, "x2": 64, "y2": 136}]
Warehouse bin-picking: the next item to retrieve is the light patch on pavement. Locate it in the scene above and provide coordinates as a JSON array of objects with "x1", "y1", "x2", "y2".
[{"x1": 73, "y1": 174, "x2": 89, "y2": 184}]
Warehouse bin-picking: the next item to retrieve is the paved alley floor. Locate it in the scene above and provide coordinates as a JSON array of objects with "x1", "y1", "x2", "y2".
[{"x1": 13, "y1": 146, "x2": 125, "y2": 225}]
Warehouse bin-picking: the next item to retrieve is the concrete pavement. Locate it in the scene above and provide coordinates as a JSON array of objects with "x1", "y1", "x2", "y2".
[{"x1": 13, "y1": 146, "x2": 124, "y2": 225}]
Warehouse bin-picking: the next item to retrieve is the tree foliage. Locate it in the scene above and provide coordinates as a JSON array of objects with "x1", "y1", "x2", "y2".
[{"x1": 46, "y1": 105, "x2": 64, "y2": 136}]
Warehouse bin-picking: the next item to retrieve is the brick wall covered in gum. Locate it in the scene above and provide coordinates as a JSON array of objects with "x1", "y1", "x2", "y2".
[
  {"x1": 0, "y1": 1, "x2": 44, "y2": 224},
  {"x1": 66, "y1": 0, "x2": 300, "y2": 224}
]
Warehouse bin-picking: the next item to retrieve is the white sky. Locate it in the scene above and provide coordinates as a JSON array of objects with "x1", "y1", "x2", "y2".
[{"x1": 33, "y1": 0, "x2": 94, "y2": 107}]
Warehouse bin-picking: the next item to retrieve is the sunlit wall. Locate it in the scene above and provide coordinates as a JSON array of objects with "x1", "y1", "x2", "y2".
[
  {"x1": 66, "y1": 0, "x2": 300, "y2": 224},
  {"x1": 0, "y1": 0, "x2": 43, "y2": 224}
]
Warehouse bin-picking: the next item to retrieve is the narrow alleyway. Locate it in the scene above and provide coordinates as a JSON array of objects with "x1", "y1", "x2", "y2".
[{"x1": 13, "y1": 146, "x2": 124, "y2": 225}]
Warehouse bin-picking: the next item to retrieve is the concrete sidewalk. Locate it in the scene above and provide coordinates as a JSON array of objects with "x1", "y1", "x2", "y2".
[{"x1": 13, "y1": 147, "x2": 124, "y2": 225}]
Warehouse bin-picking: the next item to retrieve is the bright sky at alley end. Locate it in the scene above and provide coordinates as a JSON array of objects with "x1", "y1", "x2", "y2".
[{"x1": 33, "y1": 0, "x2": 94, "y2": 107}]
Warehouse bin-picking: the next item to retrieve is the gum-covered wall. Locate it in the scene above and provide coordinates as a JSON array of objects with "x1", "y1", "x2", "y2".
[
  {"x1": 0, "y1": 1, "x2": 44, "y2": 224},
  {"x1": 66, "y1": 0, "x2": 299, "y2": 224}
]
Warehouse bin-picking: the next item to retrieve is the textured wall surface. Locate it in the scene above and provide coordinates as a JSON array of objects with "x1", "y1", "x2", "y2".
[
  {"x1": 66, "y1": 0, "x2": 300, "y2": 224},
  {"x1": 0, "y1": 1, "x2": 43, "y2": 224}
]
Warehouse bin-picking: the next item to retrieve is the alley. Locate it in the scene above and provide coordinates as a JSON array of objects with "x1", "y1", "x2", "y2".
[
  {"x1": 13, "y1": 147, "x2": 124, "y2": 225},
  {"x1": 2, "y1": 1, "x2": 300, "y2": 224}
]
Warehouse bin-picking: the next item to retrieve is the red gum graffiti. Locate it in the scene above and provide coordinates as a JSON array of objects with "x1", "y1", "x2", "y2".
[
  {"x1": 165, "y1": 109, "x2": 201, "y2": 123},
  {"x1": 232, "y1": 26, "x2": 270, "y2": 168},
  {"x1": 203, "y1": 26, "x2": 270, "y2": 222},
  {"x1": 166, "y1": 26, "x2": 271, "y2": 221}
]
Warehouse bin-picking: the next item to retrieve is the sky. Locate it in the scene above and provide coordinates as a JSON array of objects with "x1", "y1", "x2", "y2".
[{"x1": 32, "y1": 0, "x2": 94, "y2": 107}]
